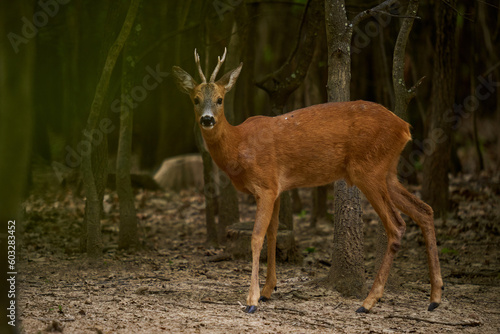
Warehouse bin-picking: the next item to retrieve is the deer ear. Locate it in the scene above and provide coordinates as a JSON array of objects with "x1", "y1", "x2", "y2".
[
  {"x1": 216, "y1": 62, "x2": 243, "y2": 93},
  {"x1": 172, "y1": 66, "x2": 197, "y2": 94}
]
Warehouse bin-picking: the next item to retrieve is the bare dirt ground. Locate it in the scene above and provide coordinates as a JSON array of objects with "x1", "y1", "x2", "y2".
[{"x1": 18, "y1": 172, "x2": 500, "y2": 333}]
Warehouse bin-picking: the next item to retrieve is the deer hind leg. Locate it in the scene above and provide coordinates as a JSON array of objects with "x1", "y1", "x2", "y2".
[
  {"x1": 387, "y1": 175, "x2": 443, "y2": 311},
  {"x1": 260, "y1": 196, "x2": 280, "y2": 302},
  {"x1": 356, "y1": 180, "x2": 406, "y2": 313},
  {"x1": 244, "y1": 190, "x2": 278, "y2": 313}
]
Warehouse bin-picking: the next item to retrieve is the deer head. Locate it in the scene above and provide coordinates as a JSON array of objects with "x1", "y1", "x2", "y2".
[{"x1": 172, "y1": 48, "x2": 243, "y2": 129}]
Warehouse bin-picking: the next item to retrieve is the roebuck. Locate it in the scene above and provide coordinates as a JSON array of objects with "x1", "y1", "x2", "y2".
[{"x1": 172, "y1": 48, "x2": 443, "y2": 314}]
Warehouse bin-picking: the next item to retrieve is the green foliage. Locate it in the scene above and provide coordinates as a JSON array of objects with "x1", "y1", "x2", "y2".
[
  {"x1": 414, "y1": 159, "x2": 423, "y2": 172},
  {"x1": 263, "y1": 45, "x2": 273, "y2": 63},
  {"x1": 298, "y1": 209, "x2": 308, "y2": 218},
  {"x1": 305, "y1": 246, "x2": 316, "y2": 254},
  {"x1": 440, "y1": 247, "x2": 458, "y2": 255}
]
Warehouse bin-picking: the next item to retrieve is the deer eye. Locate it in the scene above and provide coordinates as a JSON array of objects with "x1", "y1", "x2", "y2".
[
  {"x1": 194, "y1": 97, "x2": 200, "y2": 105},
  {"x1": 217, "y1": 98, "x2": 223, "y2": 105}
]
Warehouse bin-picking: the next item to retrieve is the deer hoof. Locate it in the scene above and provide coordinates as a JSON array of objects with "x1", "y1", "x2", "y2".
[
  {"x1": 259, "y1": 296, "x2": 269, "y2": 302},
  {"x1": 244, "y1": 305, "x2": 258, "y2": 314},
  {"x1": 428, "y1": 302, "x2": 440, "y2": 311},
  {"x1": 356, "y1": 306, "x2": 369, "y2": 313}
]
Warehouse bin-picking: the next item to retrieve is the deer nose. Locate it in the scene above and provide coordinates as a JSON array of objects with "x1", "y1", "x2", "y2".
[{"x1": 200, "y1": 115, "x2": 216, "y2": 128}]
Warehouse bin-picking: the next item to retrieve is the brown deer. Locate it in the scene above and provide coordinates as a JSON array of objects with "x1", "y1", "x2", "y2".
[{"x1": 172, "y1": 48, "x2": 443, "y2": 314}]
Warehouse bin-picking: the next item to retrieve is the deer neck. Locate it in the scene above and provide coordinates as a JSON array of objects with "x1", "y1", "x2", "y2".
[{"x1": 200, "y1": 113, "x2": 239, "y2": 171}]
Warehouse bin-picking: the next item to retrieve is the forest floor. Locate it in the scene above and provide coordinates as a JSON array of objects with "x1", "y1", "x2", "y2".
[{"x1": 17, "y1": 171, "x2": 500, "y2": 333}]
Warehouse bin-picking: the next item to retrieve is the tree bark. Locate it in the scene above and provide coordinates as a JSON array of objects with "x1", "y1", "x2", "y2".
[
  {"x1": 81, "y1": 0, "x2": 141, "y2": 258},
  {"x1": 117, "y1": 2, "x2": 142, "y2": 250},
  {"x1": 421, "y1": 0, "x2": 458, "y2": 218},
  {"x1": 323, "y1": 0, "x2": 398, "y2": 298},
  {"x1": 0, "y1": 3, "x2": 35, "y2": 331},
  {"x1": 392, "y1": 0, "x2": 421, "y2": 119},
  {"x1": 392, "y1": 0, "x2": 423, "y2": 183},
  {"x1": 323, "y1": 0, "x2": 364, "y2": 298}
]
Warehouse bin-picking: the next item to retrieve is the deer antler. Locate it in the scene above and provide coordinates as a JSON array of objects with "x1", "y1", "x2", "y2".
[
  {"x1": 209, "y1": 47, "x2": 227, "y2": 83},
  {"x1": 194, "y1": 48, "x2": 207, "y2": 83}
]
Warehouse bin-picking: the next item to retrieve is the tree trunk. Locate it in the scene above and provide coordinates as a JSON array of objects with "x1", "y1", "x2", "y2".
[
  {"x1": 0, "y1": 3, "x2": 35, "y2": 331},
  {"x1": 323, "y1": 0, "x2": 399, "y2": 298},
  {"x1": 217, "y1": 20, "x2": 241, "y2": 244},
  {"x1": 234, "y1": 1, "x2": 255, "y2": 124},
  {"x1": 291, "y1": 189, "x2": 303, "y2": 214},
  {"x1": 195, "y1": 125, "x2": 219, "y2": 247},
  {"x1": 323, "y1": 0, "x2": 365, "y2": 298},
  {"x1": 195, "y1": 13, "x2": 220, "y2": 248},
  {"x1": 422, "y1": 0, "x2": 458, "y2": 218},
  {"x1": 81, "y1": 0, "x2": 141, "y2": 258},
  {"x1": 156, "y1": 1, "x2": 190, "y2": 163},
  {"x1": 117, "y1": 3, "x2": 142, "y2": 250},
  {"x1": 311, "y1": 185, "x2": 328, "y2": 228},
  {"x1": 392, "y1": 0, "x2": 423, "y2": 183},
  {"x1": 392, "y1": 0, "x2": 422, "y2": 119}
]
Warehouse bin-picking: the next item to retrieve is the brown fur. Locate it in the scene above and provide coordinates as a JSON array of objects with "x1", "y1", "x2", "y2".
[{"x1": 172, "y1": 55, "x2": 443, "y2": 313}]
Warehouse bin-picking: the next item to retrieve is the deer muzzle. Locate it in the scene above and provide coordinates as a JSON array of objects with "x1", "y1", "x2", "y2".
[{"x1": 200, "y1": 115, "x2": 216, "y2": 128}]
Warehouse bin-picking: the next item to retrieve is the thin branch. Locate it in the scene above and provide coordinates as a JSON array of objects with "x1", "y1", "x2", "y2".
[
  {"x1": 408, "y1": 75, "x2": 426, "y2": 97},
  {"x1": 442, "y1": 0, "x2": 474, "y2": 22},
  {"x1": 86, "y1": 0, "x2": 141, "y2": 131},
  {"x1": 255, "y1": 0, "x2": 323, "y2": 102},
  {"x1": 255, "y1": 0, "x2": 313, "y2": 91},
  {"x1": 261, "y1": 306, "x2": 306, "y2": 316},
  {"x1": 287, "y1": 0, "x2": 311, "y2": 63},
  {"x1": 351, "y1": 0, "x2": 399, "y2": 27},
  {"x1": 370, "y1": 10, "x2": 421, "y2": 19},
  {"x1": 475, "y1": 0, "x2": 499, "y2": 10},
  {"x1": 201, "y1": 300, "x2": 238, "y2": 305},
  {"x1": 385, "y1": 314, "x2": 482, "y2": 327},
  {"x1": 484, "y1": 60, "x2": 500, "y2": 76}
]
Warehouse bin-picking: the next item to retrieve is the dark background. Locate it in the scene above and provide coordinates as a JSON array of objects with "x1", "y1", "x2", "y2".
[{"x1": 24, "y1": 0, "x2": 499, "y2": 175}]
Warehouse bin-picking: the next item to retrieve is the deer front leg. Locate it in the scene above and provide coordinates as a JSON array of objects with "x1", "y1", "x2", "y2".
[
  {"x1": 244, "y1": 190, "x2": 277, "y2": 314},
  {"x1": 260, "y1": 197, "x2": 280, "y2": 302}
]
